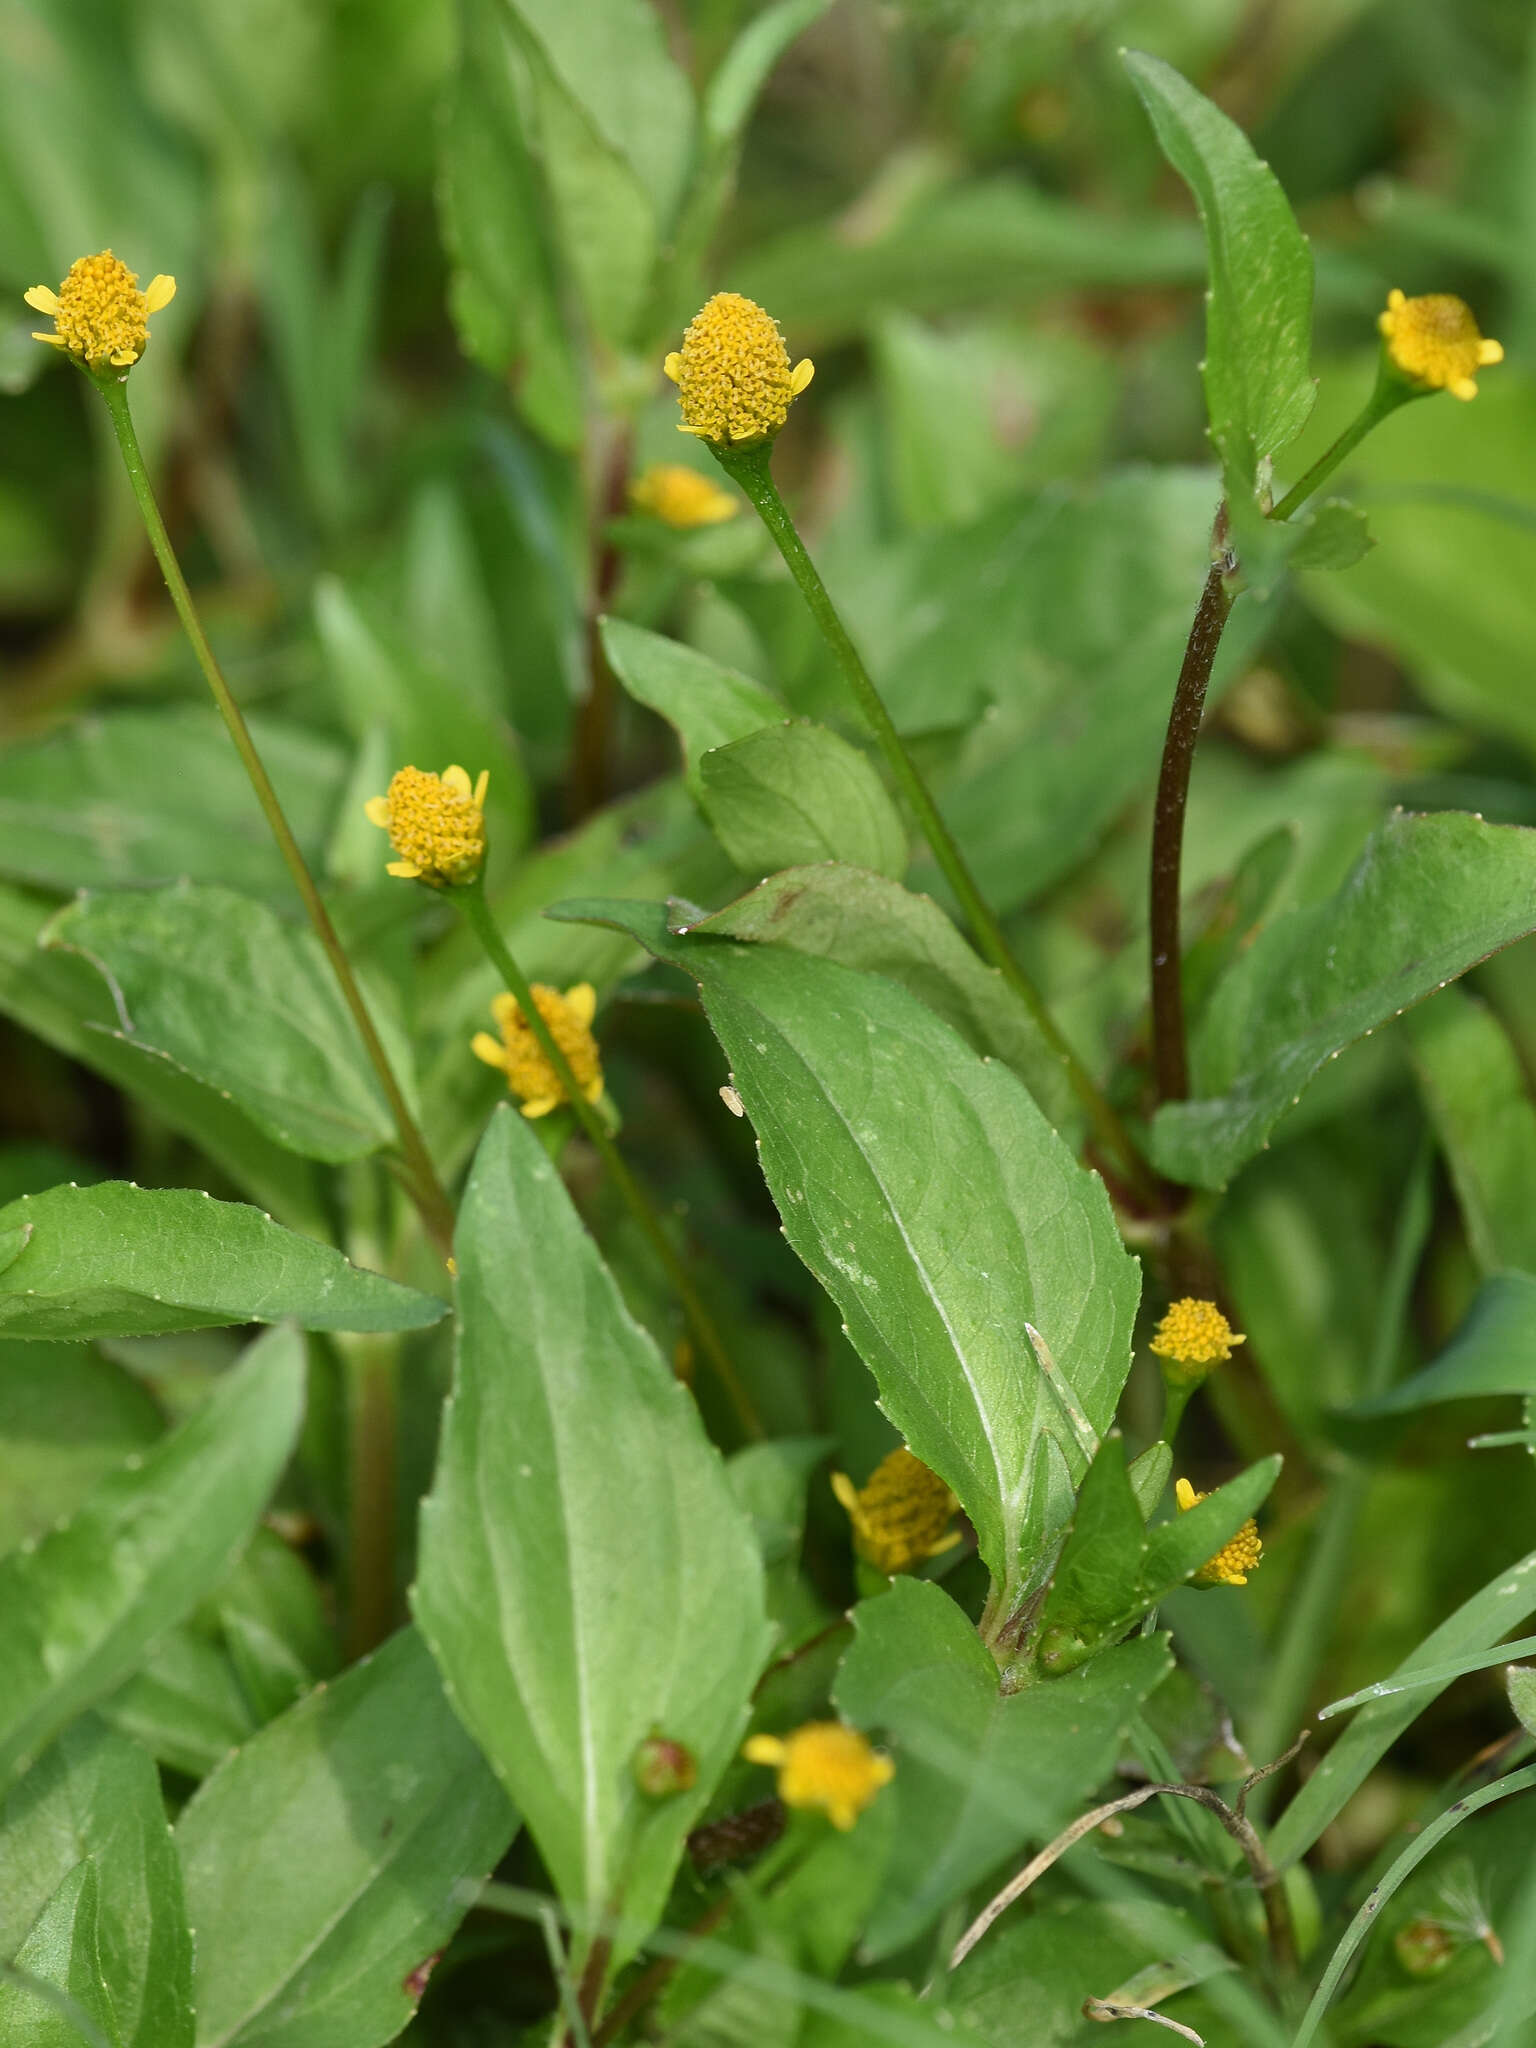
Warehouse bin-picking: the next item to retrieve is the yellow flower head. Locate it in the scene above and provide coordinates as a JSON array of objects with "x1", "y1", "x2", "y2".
[
  {"x1": 831, "y1": 1445, "x2": 961, "y2": 1577},
  {"x1": 1150, "y1": 1298, "x2": 1245, "y2": 1385},
  {"x1": 25, "y1": 251, "x2": 176, "y2": 369},
  {"x1": 1378, "y1": 290, "x2": 1503, "y2": 402},
  {"x1": 741, "y1": 1722, "x2": 894, "y2": 1831},
  {"x1": 1175, "y1": 1477, "x2": 1263, "y2": 1588},
  {"x1": 472, "y1": 984, "x2": 603, "y2": 1120},
  {"x1": 364, "y1": 764, "x2": 488, "y2": 887},
  {"x1": 663, "y1": 292, "x2": 814, "y2": 447},
  {"x1": 630, "y1": 463, "x2": 740, "y2": 529}
]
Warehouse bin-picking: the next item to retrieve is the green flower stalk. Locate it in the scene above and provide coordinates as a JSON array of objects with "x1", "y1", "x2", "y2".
[
  {"x1": 665, "y1": 291, "x2": 1153, "y2": 1203},
  {"x1": 24, "y1": 250, "x2": 456, "y2": 1261}
]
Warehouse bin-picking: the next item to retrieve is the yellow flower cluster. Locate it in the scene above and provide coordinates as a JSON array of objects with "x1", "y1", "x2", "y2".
[
  {"x1": 472, "y1": 984, "x2": 604, "y2": 1120},
  {"x1": 1150, "y1": 1298, "x2": 1244, "y2": 1383},
  {"x1": 664, "y1": 292, "x2": 814, "y2": 447},
  {"x1": 831, "y1": 1446, "x2": 960, "y2": 1577},
  {"x1": 364, "y1": 765, "x2": 488, "y2": 887},
  {"x1": 26, "y1": 251, "x2": 176, "y2": 369},
  {"x1": 1175, "y1": 1477, "x2": 1264, "y2": 1588},
  {"x1": 742, "y1": 1721, "x2": 894, "y2": 1831},
  {"x1": 1379, "y1": 290, "x2": 1502, "y2": 402},
  {"x1": 629, "y1": 463, "x2": 739, "y2": 529}
]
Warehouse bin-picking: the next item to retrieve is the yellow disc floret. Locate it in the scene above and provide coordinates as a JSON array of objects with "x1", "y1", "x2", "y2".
[
  {"x1": 741, "y1": 1722, "x2": 894, "y2": 1831},
  {"x1": 831, "y1": 1446, "x2": 961, "y2": 1577},
  {"x1": 1378, "y1": 290, "x2": 1503, "y2": 402},
  {"x1": 472, "y1": 984, "x2": 604, "y2": 1120},
  {"x1": 1175, "y1": 1477, "x2": 1264, "y2": 1588},
  {"x1": 364, "y1": 764, "x2": 488, "y2": 886},
  {"x1": 1150, "y1": 1298, "x2": 1245, "y2": 1380},
  {"x1": 663, "y1": 292, "x2": 814, "y2": 447},
  {"x1": 630, "y1": 463, "x2": 740, "y2": 528},
  {"x1": 25, "y1": 251, "x2": 176, "y2": 369}
]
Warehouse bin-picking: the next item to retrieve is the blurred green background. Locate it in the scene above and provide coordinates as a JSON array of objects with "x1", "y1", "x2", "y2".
[{"x1": 6, "y1": 9, "x2": 1536, "y2": 2025}]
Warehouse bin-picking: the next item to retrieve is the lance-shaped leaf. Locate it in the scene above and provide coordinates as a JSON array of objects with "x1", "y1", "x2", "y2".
[
  {"x1": 600, "y1": 619, "x2": 784, "y2": 801},
  {"x1": 0, "y1": 1327, "x2": 304, "y2": 1785},
  {"x1": 691, "y1": 864, "x2": 1079, "y2": 1139},
  {"x1": 553, "y1": 901, "x2": 1141, "y2": 1614},
  {"x1": 0, "y1": 1717, "x2": 192, "y2": 2048},
  {"x1": 1150, "y1": 811, "x2": 1536, "y2": 1189},
  {"x1": 0, "y1": 1181, "x2": 446, "y2": 1341},
  {"x1": 176, "y1": 1627, "x2": 516, "y2": 2048},
  {"x1": 412, "y1": 1109, "x2": 770, "y2": 1964},
  {"x1": 1123, "y1": 50, "x2": 1314, "y2": 501},
  {"x1": 45, "y1": 883, "x2": 414, "y2": 1166}
]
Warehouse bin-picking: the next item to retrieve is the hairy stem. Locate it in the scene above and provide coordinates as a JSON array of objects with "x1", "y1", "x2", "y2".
[
  {"x1": 458, "y1": 879, "x2": 763, "y2": 1439},
  {"x1": 715, "y1": 440, "x2": 1156, "y2": 1204},
  {"x1": 94, "y1": 371, "x2": 456, "y2": 1259},
  {"x1": 1149, "y1": 513, "x2": 1236, "y2": 1107}
]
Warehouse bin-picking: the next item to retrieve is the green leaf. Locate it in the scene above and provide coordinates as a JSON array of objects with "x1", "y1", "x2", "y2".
[
  {"x1": 799, "y1": 1983, "x2": 990, "y2": 2048},
  {"x1": 175, "y1": 1626, "x2": 515, "y2": 2048},
  {"x1": 1037, "y1": 1452, "x2": 1280, "y2": 1673},
  {"x1": 1269, "y1": 1542, "x2": 1536, "y2": 1867},
  {"x1": 0, "y1": 886, "x2": 330, "y2": 1241},
  {"x1": 1350, "y1": 1274, "x2": 1536, "y2": 1416},
  {"x1": 503, "y1": 0, "x2": 693, "y2": 229},
  {"x1": 45, "y1": 884, "x2": 411, "y2": 1167},
  {"x1": 832, "y1": 1578, "x2": 1171, "y2": 1958},
  {"x1": 951, "y1": 1898, "x2": 1240, "y2": 2048},
  {"x1": 1149, "y1": 812, "x2": 1536, "y2": 1189},
  {"x1": 0, "y1": 709, "x2": 346, "y2": 904},
  {"x1": 600, "y1": 619, "x2": 784, "y2": 801},
  {"x1": 439, "y1": 0, "x2": 581, "y2": 445},
  {"x1": 1406, "y1": 989, "x2": 1536, "y2": 1276},
  {"x1": 0, "y1": 1182, "x2": 447, "y2": 1341},
  {"x1": 0, "y1": 1859, "x2": 116, "y2": 2048},
  {"x1": 1287, "y1": 499, "x2": 1373, "y2": 572},
  {"x1": 1509, "y1": 1665, "x2": 1536, "y2": 1739},
  {"x1": 553, "y1": 902, "x2": 1141, "y2": 1617},
  {"x1": 698, "y1": 724, "x2": 908, "y2": 880},
  {"x1": 0, "y1": 1326, "x2": 304, "y2": 1786},
  {"x1": 0, "y1": 1718, "x2": 193, "y2": 2048},
  {"x1": 412, "y1": 1109, "x2": 769, "y2": 1963},
  {"x1": 691, "y1": 865, "x2": 1079, "y2": 1139},
  {"x1": 101, "y1": 1627, "x2": 256, "y2": 1781},
  {"x1": 1122, "y1": 50, "x2": 1314, "y2": 499},
  {"x1": 0, "y1": 1342, "x2": 163, "y2": 1558},
  {"x1": 530, "y1": 68, "x2": 656, "y2": 348}
]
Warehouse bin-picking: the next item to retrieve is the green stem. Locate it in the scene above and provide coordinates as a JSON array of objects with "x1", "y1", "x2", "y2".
[
  {"x1": 339, "y1": 1332, "x2": 400, "y2": 1658},
  {"x1": 1269, "y1": 373, "x2": 1411, "y2": 524},
  {"x1": 716, "y1": 440, "x2": 1154, "y2": 1203},
  {"x1": 458, "y1": 879, "x2": 764, "y2": 1440},
  {"x1": 93, "y1": 371, "x2": 457, "y2": 1261},
  {"x1": 1244, "y1": 1137, "x2": 1432, "y2": 1818}
]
